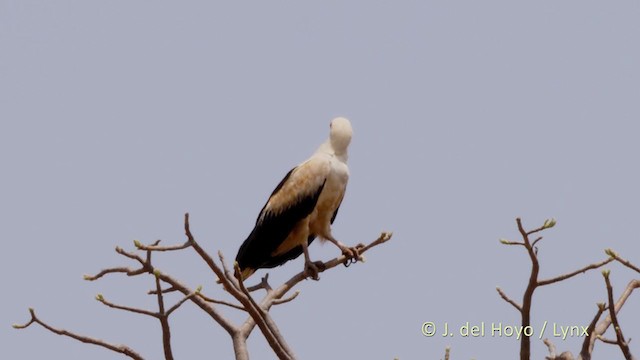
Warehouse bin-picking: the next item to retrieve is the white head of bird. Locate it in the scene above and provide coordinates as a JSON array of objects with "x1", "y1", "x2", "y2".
[{"x1": 328, "y1": 117, "x2": 352, "y2": 156}]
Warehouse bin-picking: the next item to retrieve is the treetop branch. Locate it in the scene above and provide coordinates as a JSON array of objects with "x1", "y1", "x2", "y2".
[
  {"x1": 13, "y1": 308, "x2": 145, "y2": 360},
  {"x1": 537, "y1": 257, "x2": 615, "y2": 286},
  {"x1": 14, "y1": 213, "x2": 393, "y2": 360},
  {"x1": 606, "y1": 249, "x2": 640, "y2": 274},
  {"x1": 602, "y1": 271, "x2": 634, "y2": 360}
]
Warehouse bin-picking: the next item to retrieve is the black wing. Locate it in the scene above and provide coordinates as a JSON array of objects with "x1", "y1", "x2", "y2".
[{"x1": 235, "y1": 167, "x2": 326, "y2": 276}]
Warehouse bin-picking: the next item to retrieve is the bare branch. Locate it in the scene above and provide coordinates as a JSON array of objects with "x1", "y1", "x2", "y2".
[
  {"x1": 515, "y1": 217, "x2": 541, "y2": 360},
  {"x1": 182, "y1": 213, "x2": 240, "y2": 296},
  {"x1": 13, "y1": 308, "x2": 144, "y2": 360},
  {"x1": 235, "y1": 263, "x2": 295, "y2": 360},
  {"x1": 237, "y1": 231, "x2": 394, "y2": 347},
  {"x1": 579, "y1": 302, "x2": 606, "y2": 360},
  {"x1": 538, "y1": 257, "x2": 615, "y2": 286},
  {"x1": 272, "y1": 291, "x2": 300, "y2": 306},
  {"x1": 17, "y1": 213, "x2": 394, "y2": 360},
  {"x1": 153, "y1": 274, "x2": 174, "y2": 360},
  {"x1": 602, "y1": 270, "x2": 634, "y2": 360},
  {"x1": 588, "y1": 279, "x2": 640, "y2": 354},
  {"x1": 544, "y1": 339, "x2": 576, "y2": 360},
  {"x1": 82, "y1": 246, "x2": 150, "y2": 281},
  {"x1": 526, "y1": 218, "x2": 556, "y2": 236},
  {"x1": 558, "y1": 352, "x2": 574, "y2": 360},
  {"x1": 96, "y1": 294, "x2": 157, "y2": 317},
  {"x1": 607, "y1": 249, "x2": 640, "y2": 274},
  {"x1": 532, "y1": 235, "x2": 543, "y2": 246},
  {"x1": 183, "y1": 213, "x2": 195, "y2": 243},
  {"x1": 143, "y1": 240, "x2": 161, "y2": 266},
  {"x1": 148, "y1": 286, "x2": 178, "y2": 295},
  {"x1": 526, "y1": 226, "x2": 547, "y2": 236},
  {"x1": 153, "y1": 270, "x2": 237, "y2": 335},
  {"x1": 500, "y1": 239, "x2": 525, "y2": 246},
  {"x1": 531, "y1": 236, "x2": 543, "y2": 248},
  {"x1": 92, "y1": 233, "x2": 240, "y2": 336},
  {"x1": 197, "y1": 292, "x2": 246, "y2": 311},
  {"x1": 83, "y1": 266, "x2": 145, "y2": 281},
  {"x1": 138, "y1": 241, "x2": 191, "y2": 252},
  {"x1": 598, "y1": 335, "x2": 621, "y2": 345},
  {"x1": 116, "y1": 246, "x2": 147, "y2": 266},
  {"x1": 154, "y1": 274, "x2": 167, "y2": 316},
  {"x1": 360, "y1": 231, "x2": 393, "y2": 252},
  {"x1": 166, "y1": 292, "x2": 198, "y2": 316},
  {"x1": 268, "y1": 232, "x2": 393, "y2": 303},
  {"x1": 496, "y1": 287, "x2": 522, "y2": 312},
  {"x1": 218, "y1": 250, "x2": 241, "y2": 291},
  {"x1": 544, "y1": 338, "x2": 558, "y2": 359},
  {"x1": 247, "y1": 274, "x2": 273, "y2": 293}
]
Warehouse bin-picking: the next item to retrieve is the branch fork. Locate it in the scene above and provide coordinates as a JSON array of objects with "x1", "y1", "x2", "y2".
[{"x1": 14, "y1": 213, "x2": 392, "y2": 360}]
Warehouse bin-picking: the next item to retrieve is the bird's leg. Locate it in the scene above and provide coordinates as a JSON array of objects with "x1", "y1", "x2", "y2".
[
  {"x1": 302, "y1": 240, "x2": 325, "y2": 280},
  {"x1": 325, "y1": 235, "x2": 365, "y2": 266}
]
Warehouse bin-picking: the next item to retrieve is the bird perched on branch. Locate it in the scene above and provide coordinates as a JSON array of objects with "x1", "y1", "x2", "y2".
[{"x1": 235, "y1": 117, "x2": 362, "y2": 281}]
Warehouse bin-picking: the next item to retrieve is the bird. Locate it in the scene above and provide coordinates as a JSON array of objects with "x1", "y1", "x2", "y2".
[{"x1": 235, "y1": 117, "x2": 361, "y2": 281}]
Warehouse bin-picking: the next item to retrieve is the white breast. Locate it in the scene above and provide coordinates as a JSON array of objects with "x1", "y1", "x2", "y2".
[{"x1": 308, "y1": 154, "x2": 348, "y2": 239}]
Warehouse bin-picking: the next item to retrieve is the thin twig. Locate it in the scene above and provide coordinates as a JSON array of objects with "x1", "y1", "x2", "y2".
[
  {"x1": 183, "y1": 213, "x2": 239, "y2": 296},
  {"x1": 197, "y1": 292, "x2": 246, "y2": 311},
  {"x1": 137, "y1": 241, "x2": 191, "y2": 252},
  {"x1": 13, "y1": 308, "x2": 144, "y2": 360},
  {"x1": 500, "y1": 240, "x2": 525, "y2": 246},
  {"x1": 603, "y1": 271, "x2": 634, "y2": 360},
  {"x1": 148, "y1": 286, "x2": 178, "y2": 295},
  {"x1": 544, "y1": 338, "x2": 557, "y2": 359},
  {"x1": 272, "y1": 291, "x2": 300, "y2": 305},
  {"x1": 607, "y1": 249, "x2": 640, "y2": 273},
  {"x1": 84, "y1": 266, "x2": 145, "y2": 281},
  {"x1": 83, "y1": 243, "x2": 152, "y2": 282},
  {"x1": 116, "y1": 246, "x2": 147, "y2": 266},
  {"x1": 166, "y1": 292, "x2": 198, "y2": 316},
  {"x1": 218, "y1": 250, "x2": 241, "y2": 291},
  {"x1": 526, "y1": 224, "x2": 548, "y2": 236},
  {"x1": 531, "y1": 236, "x2": 543, "y2": 248},
  {"x1": 97, "y1": 294, "x2": 157, "y2": 317},
  {"x1": 496, "y1": 287, "x2": 522, "y2": 312},
  {"x1": 247, "y1": 274, "x2": 273, "y2": 292},
  {"x1": 154, "y1": 274, "x2": 174, "y2": 360},
  {"x1": 538, "y1": 258, "x2": 615, "y2": 286},
  {"x1": 588, "y1": 279, "x2": 640, "y2": 355},
  {"x1": 579, "y1": 303, "x2": 606, "y2": 360},
  {"x1": 598, "y1": 335, "x2": 620, "y2": 345},
  {"x1": 154, "y1": 271, "x2": 237, "y2": 335},
  {"x1": 85, "y1": 237, "x2": 238, "y2": 336},
  {"x1": 360, "y1": 231, "x2": 393, "y2": 252}
]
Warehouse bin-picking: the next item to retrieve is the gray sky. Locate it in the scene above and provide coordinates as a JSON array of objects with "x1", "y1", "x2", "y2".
[{"x1": 2, "y1": 1, "x2": 639, "y2": 359}]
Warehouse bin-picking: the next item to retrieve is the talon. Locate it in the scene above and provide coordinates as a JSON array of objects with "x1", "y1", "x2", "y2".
[
  {"x1": 304, "y1": 261, "x2": 321, "y2": 280},
  {"x1": 313, "y1": 261, "x2": 327, "y2": 272},
  {"x1": 344, "y1": 257, "x2": 357, "y2": 267},
  {"x1": 341, "y1": 245, "x2": 362, "y2": 267},
  {"x1": 342, "y1": 248, "x2": 354, "y2": 258}
]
